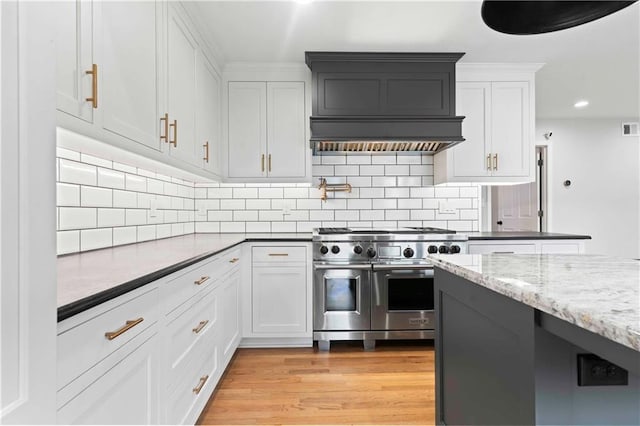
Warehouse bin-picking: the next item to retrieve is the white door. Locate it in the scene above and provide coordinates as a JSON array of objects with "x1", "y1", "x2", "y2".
[
  {"x1": 53, "y1": 0, "x2": 93, "y2": 122},
  {"x1": 252, "y1": 266, "x2": 307, "y2": 334},
  {"x1": 266, "y1": 82, "x2": 307, "y2": 178},
  {"x1": 96, "y1": 1, "x2": 161, "y2": 151},
  {"x1": 492, "y1": 182, "x2": 538, "y2": 231},
  {"x1": 228, "y1": 82, "x2": 267, "y2": 178},
  {"x1": 197, "y1": 54, "x2": 221, "y2": 175},
  {"x1": 491, "y1": 82, "x2": 530, "y2": 178},
  {"x1": 167, "y1": 6, "x2": 198, "y2": 166},
  {"x1": 451, "y1": 82, "x2": 491, "y2": 177},
  {"x1": 1, "y1": 2, "x2": 57, "y2": 423},
  {"x1": 220, "y1": 269, "x2": 241, "y2": 363}
]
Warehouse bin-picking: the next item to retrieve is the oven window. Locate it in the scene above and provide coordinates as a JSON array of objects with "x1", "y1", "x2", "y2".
[
  {"x1": 388, "y1": 276, "x2": 434, "y2": 311},
  {"x1": 325, "y1": 278, "x2": 357, "y2": 311}
]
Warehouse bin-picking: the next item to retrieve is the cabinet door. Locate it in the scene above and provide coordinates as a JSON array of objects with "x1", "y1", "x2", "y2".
[
  {"x1": 53, "y1": 0, "x2": 93, "y2": 123},
  {"x1": 220, "y1": 269, "x2": 241, "y2": 363},
  {"x1": 57, "y1": 335, "x2": 158, "y2": 425},
  {"x1": 197, "y1": 54, "x2": 222, "y2": 175},
  {"x1": 266, "y1": 82, "x2": 306, "y2": 178},
  {"x1": 490, "y1": 82, "x2": 530, "y2": 178},
  {"x1": 252, "y1": 265, "x2": 307, "y2": 334},
  {"x1": 95, "y1": 1, "x2": 161, "y2": 151},
  {"x1": 167, "y1": 7, "x2": 198, "y2": 166},
  {"x1": 227, "y1": 82, "x2": 267, "y2": 178},
  {"x1": 451, "y1": 82, "x2": 491, "y2": 177}
]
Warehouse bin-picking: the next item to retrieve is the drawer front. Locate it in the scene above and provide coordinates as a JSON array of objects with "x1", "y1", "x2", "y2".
[
  {"x1": 252, "y1": 246, "x2": 306, "y2": 263},
  {"x1": 167, "y1": 341, "x2": 218, "y2": 425},
  {"x1": 215, "y1": 247, "x2": 242, "y2": 277},
  {"x1": 540, "y1": 242, "x2": 581, "y2": 254},
  {"x1": 163, "y1": 258, "x2": 219, "y2": 315},
  {"x1": 468, "y1": 243, "x2": 536, "y2": 254},
  {"x1": 166, "y1": 287, "x2": 219, "y2": 390},
  {"x1": 58, "y1": 287, "x2": 159, "y2": 390}
]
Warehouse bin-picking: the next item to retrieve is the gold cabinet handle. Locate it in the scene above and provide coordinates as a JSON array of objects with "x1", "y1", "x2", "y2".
[
  {"x1": 261, "y1": 154, "x2": 265, "y2": 172},
  {"x1": 229, "y1": 258, "x2": 239, "y2": 263},
  {"x1": 192, "y1": 320, "x2": 209, "y2": 334},
  {"x1": 493, "y1": 153, "x2": 498, "y2": 170},
  {"x1": 194, "y1": 276, "x2": 210, "y2": 285},
  {"x1": 268, "y1": 154, "x2": 272, "y2": 172},
  {"x1": 268, "y1": 253, "x2": 289, "y2": 257},
  {"x1": 487, "y1": 154, "x2": 492, "y2": 171},
  {"x1": 105, "y1": 317, "x2": 144, "y2": 341},
  {"x1": 193, "y1": 375, "x2": 209, "y2": 394},
  {"x1": 169, "y1": 120, "x2": 177, "y2": 147},
  {"x1": 85, "y1": 63, "x2": 98, "y2": 109},
  {"x1": 203, "y1": 141, "x2": 209, "y2": 163},
  {"x1": 160, "y1": 113, "x2": 169, "y2": 143}
]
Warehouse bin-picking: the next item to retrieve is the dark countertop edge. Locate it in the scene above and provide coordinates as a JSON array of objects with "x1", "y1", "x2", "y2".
[
  {"x1": 467, "y1": 234, "x2": 592, "y2": 241},
  {"x1": 57, "y1": 236, "x2": 312, "y2": 322}
]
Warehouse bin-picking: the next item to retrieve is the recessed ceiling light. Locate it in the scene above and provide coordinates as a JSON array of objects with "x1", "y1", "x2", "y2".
[{"x1": 574, "y1": 100, "x2": 589, "y2": 108}]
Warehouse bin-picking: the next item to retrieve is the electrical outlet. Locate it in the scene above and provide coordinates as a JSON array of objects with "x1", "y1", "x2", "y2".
[
  {"x1": 438, "y1": 201, "x2": 456, "y2": 214},
  {"x1": 577, "y1": 354, "x2": 628, "y2": 386},
  {"x1": 282, "y1": 200, "x2": 294, "y2": 215},
  {"x1": 149, "y1": 199, "x2": 157, "y2": 218}
]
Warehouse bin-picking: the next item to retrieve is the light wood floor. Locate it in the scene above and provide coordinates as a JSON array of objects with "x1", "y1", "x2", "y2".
[{"x1": 197, "y1": 341, "x2": 435, "y2": 425}]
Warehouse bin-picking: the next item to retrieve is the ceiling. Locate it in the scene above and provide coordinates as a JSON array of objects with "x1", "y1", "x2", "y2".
[{"x1": 193, "y1": 1, "x2": 639, "y2": 119}]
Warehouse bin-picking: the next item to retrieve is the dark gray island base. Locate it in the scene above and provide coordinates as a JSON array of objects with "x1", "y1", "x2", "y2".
[{"x1": 434, "y1": 269, "x2": 640, "y2": 426}]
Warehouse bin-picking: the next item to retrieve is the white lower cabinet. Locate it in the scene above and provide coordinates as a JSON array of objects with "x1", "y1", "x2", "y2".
[
  {"x1": 467, "y1": 239, "x2": 586, "y2": 254},
  {"x1": 241, "y1": 243, "x2": 313, "y2": 347}
]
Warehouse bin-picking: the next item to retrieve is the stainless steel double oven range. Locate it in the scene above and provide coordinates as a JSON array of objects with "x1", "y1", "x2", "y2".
[{"x1": 313, "y1": 227, "x2": 468, "y2": 351}]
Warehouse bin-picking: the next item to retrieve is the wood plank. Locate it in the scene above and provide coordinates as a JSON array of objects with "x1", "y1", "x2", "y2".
[{"x1": 197, "y1": 341, "x2": 435, "y2": 425}]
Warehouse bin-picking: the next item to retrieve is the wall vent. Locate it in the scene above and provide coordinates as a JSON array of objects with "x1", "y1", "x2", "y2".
[{"x1": 621, "y1": 122, "x2": 639, "y2": 137}]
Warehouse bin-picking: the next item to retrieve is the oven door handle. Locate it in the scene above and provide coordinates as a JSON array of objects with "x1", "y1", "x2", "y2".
[
  {"x1": 372, "y1": 264, "x2": 434, "y2": 274},
  {"x1": 313, "y1": 264, "x2": 372, "y2": 271}
]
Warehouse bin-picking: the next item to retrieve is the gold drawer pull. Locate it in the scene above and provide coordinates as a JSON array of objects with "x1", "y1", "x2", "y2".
[
  {"x1": 192, "y1": 320, "x2": 209, "y2": 334},
  {"x1": 85, "y1": 63, "x2": 98, "y2": 108},
  {"x1": 229, "y1": 258, "x2": 239, "y2": 263},
  {"x1": 169, "y1": 119, "x2": 177, "y2": 147},
  {"x1": 493, "y1": 153, "x2": 498, "y2": 170},
  {"x1": 203, "y1": 141, "x2": 209, "y2": 163},
  {"x1": 268, "y1": 154, "x2": 272, "y2": 172},
  {"x1": 194, "y1": 276, "x2": 210, "y2": 285},
  {"x1": 105, "y1": 317, "x2": 144, "y2": 341},
  {"x1": 268, "y1": 253, "x2": 289, "y2": 257},
  {"x1": 193, "y1": 375, "x2": 209, "y2": 394},
  {"x1": 261, "y1": 154, "x2": 265, "y2": 172},
  {"x1": 487, "y1": 154, "x2": 492, "y2": 171},
  {"x1": 160, "y1": 113, "x2": 169, "y2": 143}
]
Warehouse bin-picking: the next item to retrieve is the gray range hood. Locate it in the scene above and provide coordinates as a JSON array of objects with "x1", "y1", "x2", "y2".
[{"x1": 305, "y1": 52, "x2": 465, "y2": 154}]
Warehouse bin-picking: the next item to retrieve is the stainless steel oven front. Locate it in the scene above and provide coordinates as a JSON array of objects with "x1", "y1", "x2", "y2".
[
  {"x1": 371, "y1": 264, "x2": 435, "y2": 331},
  {"x1": 313, "y1": 263, "x2": 371, "y2": 332}
]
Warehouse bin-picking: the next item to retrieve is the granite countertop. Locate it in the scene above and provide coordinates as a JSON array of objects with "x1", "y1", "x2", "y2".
[
  {"x1": 57, "y1": 232, "x2": 311, "y2": 321},
  {"x1": 429, "y1": 254, "x2": 640, "y2": 352},
  {"x1": 466, "y1": 232, "x2": 591, "y2": 240}
]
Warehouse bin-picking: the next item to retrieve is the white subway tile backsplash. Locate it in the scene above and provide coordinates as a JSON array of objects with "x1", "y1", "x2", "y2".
[
  {"x1": 334, "y1": 165, "x2": 360, "y2": 176},
  {"x1": 246, "y1": 222, "x2": 271, "y2": 233},
  {"x1": 98, "y1": 208, "x2": 125, "y2": 227},
  {"x1": 80, "y1": 228, "x2": 112, "y2": 251},
  {"x1": 398, "y1": 198, "x2": 422, "y2": 209},
  {"x1": 460, "y1": 186, "x2": 479, "y2": 198},
  {"x1": 359, "y1": 165, "x2": 385, "y2": 176},
  {"x1": 373, "y1": 199, "x2": 396, "y2": 209},
  {"x1": 321, "y1": 155, "x2": 346, "y2": 165},
  {"x1": 259, "y1": 210, "x2": 283, "y2": 221},
  {"x1": 435, "y1": 211, "x2": 459, "y2": 220},
  {"x1": 296, "y1": 222, "x2": 321, "y2": 232},
  {"x1": 81, "y1": 153, "x2": 112, "y2": 168},
  {"x1": 164, "y1": 210, "x2": 178, "y2": 223},
  {"x1": 246, "y1": 199, "x2": 271, "y2": 210},
  {"x1": 164, "y1": 182, "x2": 178, "y2": 196},
  {"x1": 385, "y1": 210, "x2": 410, "y2": 221},
  {"x1": 271, "y1": 222, "x2": 297, "y2": 233},
  {"x1": 284, "y1": 210, "x2": 309, "y2": 221},
  {"x1": 221, "y1": 199, "x2": 245, "y2": 210},
  {"x1": 410, "y1": 165, "x2": 433, "y2": 176},
  {"x1": 57, "y1": 183, "x2": 80, "y2": 206},
  {"x1": 359, "y1": 187, "x2": 385, "y2": 198},
  {"x1": 113, "y1": 191, "x2": 137, "y2": 210},
  {"x1": 411, "y1": 210, "x2": 436, "y2": 221},
  {"x1": 171, "y1": 223, "x2": 184, "y2": 236},
  {"x1": 372, "y1": 221, "x2": 397, "y2": 228},
  {"x1": 220, "y1": 222, "x2": 245, "y2": 233},
  {"x1": 309, "y1": 210, "x2": 334, "y2": 221},
  {"x1": 208, "y1": 188, "x2": 232, "y2": 198},
  {"x1": 137, "y1": 225, "x2": 156, "y2": 242},
  {"x1": 208, "y1": 210, "x2": 232, "y2": 222},
  {"x1": 113, "y1": 226, "x2": 137, "y2": 246},
  {"x1": 97, "y1": 168, "x2": 125, "y2": 189},
  {"x1": 81, "y1": 186, "x2": 113, "y2": 207},
  {"x1": 360, "y1": 210, "x2": 384, "y2": 221},
  {"x1": 460, "y1": 209, "x2": 479, "y2": 220},
  {"x1": 346, "y1": 176, "x2": 372, "y2": 188},
  {"x1": 125, "y1": 174, "x2": 147, "y2": 192},
  {"x1": 372, "y1": 176, "x2": 396, "y2": 187},
  {"x1": 59, "y1": 207, "x2": 96, "y2": 230},
  {"x1": 396, "y1": 176, "x2": 422, "y2": 187},
  {"x1": 196, "y1": 222, "x2": 220, "y2": 233},
  {"x1": 233, "y1": 188, "x2": 258, "y2": 199},
  {"x1": 194, "y1": 188, "x2": 207, "y2": 199},
  {"x1": 313, "y1": 165, "x2": 334, "y2": 176},
  {"x1": 57, "y1": 230, "x2": 80, "y2": 255},
  {"x1": 396, "y1": 154, "x2": 422, "y2": 165},
  {"x1": 147, "y1": 178, "x2": 164, "y2": 194},
  {"x1": 234, "y1": 210, "x2": 258, "y2": 221},
  {"x1": 348, "y1": 199, "x2": 372, "y2": 210},
  {"x1": 125, "y1": 209, "x2": 147, "y2": 226},
  {"x1": 385, "y1": 188, "x2": 409, "y2": 198},
  {"x1": 410, "y1": 187, "x2": 435, "y2": 198},
  {"x1": 157, "y1": 224, "x2": 172, "y2": 239},
  {"x1": 385, "y1": 165, "x2": 409, "y2": 176},
  {"x1": 60, "y1": 159, "x2": 97, "y2": 185},
  {"x1": 283, "y1": 188, "x2": 309, "y2": 198},
  {"x1": 335, "y1": 210, "x2": 359, "y2": 221},
  {"x1": 259, "y1": 188, "x2": 283, "y2": 199},
  {"x1": 371, "y1": 154, "x2": 396, "y2": 164},
  {"x1": 296, "y1": 199, "x2": 322, "y2": 210},
  {"x1": 346, "y1": 156, "x2": 371, "y2": 165},
  {"x1": 435, "y1": 187, "x2": 460, "y2": 198},
  {"x1": 57, "y1": 147, "x2": 81, "y2": 161},
  {"x1": 112, "y1": 161, "x2": 137, "y2": 174}
]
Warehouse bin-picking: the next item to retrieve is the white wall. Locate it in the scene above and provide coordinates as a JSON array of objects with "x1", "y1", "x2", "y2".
[{"x1": 538, "y1": 118, "x2": 640, "y2": 258}]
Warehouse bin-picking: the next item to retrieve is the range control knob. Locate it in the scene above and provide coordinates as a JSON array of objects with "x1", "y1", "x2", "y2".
[
  {"x1": 427, "y1": 245, "x2": 439, "y2": 254},
  {"x1": 439, "y1": 245, "x2": 450, "y2": 254},
  {"x1": 450, "y1": 245, "x2": 461, "y2": 254},
  {"x1": 331, "y1": 245, "x2": 340, "y2": 254},
  {"x1": 403, "y1": 247, "x2": 415, "y2": 258},
  {"x1": 366, "y1": 247, "x2": 377, "y2": 258},
  {"x1": 320, "y1": 245, "x2": 329, "y2": 255},
  {"x1": 353, "y1": 245, "x2": 363, "y2": 255}
]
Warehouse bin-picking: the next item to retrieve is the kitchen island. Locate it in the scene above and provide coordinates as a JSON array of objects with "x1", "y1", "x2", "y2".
[{"x1": 429, "y1": 254, "x2": 640, "y2": 425}]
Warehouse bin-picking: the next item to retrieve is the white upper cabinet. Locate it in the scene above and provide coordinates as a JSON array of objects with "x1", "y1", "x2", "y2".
[
  {"x1": 96, "y1": 1, "x2": 161, "y2": 151},
  {"x1": 54, "y1": 0, "x2": 93, "y2": 123},
  {"x1": 167, "y1": 6, "x2": 199, "y2": 167},
  {"x1": 197, "y1": 54, "x2": 222, "y2": 176},
  {"x1": 434, "y1": 64, "x2": 541, "y2": 185},
  {"x1": 227, "y1": 82, "x2": 267, "y2": 179},
  {"x1": 224, "y1": 65, "x2": 311, "y2": 182}
]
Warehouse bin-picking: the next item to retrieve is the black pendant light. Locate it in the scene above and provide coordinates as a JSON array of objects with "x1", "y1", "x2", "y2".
[{"x1": 481, "y1": 1, "x2": 638, "y2": 35}]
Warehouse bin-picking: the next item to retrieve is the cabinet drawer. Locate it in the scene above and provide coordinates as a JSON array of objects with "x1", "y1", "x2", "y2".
[
  {"x1": 166, "y1": 287, "x2": 219, "y2": 390},
  {"x1": 468, "y1": 243, "x2": 536, "y2": 254},
  {"x1": 252, "y1": 246, "x2": 306, "y2": 263},
  {"x1": 163, "y1": 257, "x2": 219, "y2": 315},
  {"x1": 540, "y1": 243, "x2": 581, "y2": 254},
  {"x1": 167, "y1": 341, "x2": 219, "y2": 425},
  {"x1": 215, "y1": 247, "x2": 242, "y2": 277},
  {"x1": 58, "y1": 287, "x2": 159, "y2": 390}
]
